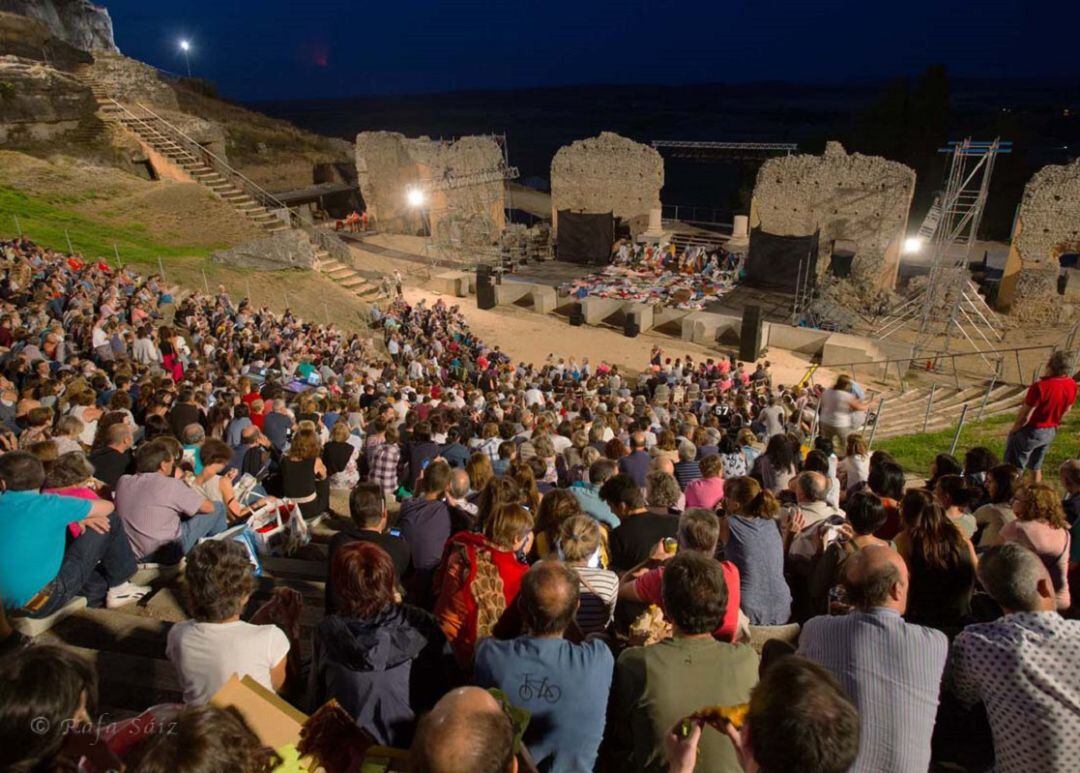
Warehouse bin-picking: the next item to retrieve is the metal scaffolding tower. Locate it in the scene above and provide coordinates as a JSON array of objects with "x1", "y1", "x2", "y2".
[
  {"x1": 876, "y1": 138, "x2": 1012, "y2": 372},
  {"x1": 650, "y1": 140, "x2": 798, "y2": 161}
]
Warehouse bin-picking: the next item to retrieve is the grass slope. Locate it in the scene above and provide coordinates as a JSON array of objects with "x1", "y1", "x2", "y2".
[{"x1": 875, "y1": 408, "x2": 1080, "y2": 478}]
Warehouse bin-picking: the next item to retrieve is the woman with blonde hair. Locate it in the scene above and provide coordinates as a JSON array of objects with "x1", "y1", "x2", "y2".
[
  {"x1": 999, "y1": 482, "x2": 1071, "y2": 610},
  {"x1": 719, "y1": 476, "x2": 792, "y2": 625},
  {"x1": 466, "y1": 452, "x2": 494, "y2": 495},
  {"x1": 558, "y1": 514, "x2": 618, "y2": 635},
  {"x1": 434, "y1": 503, "x2": 533, "y2": 667},
  {"x1": 650, "y1": 430, "x2": 679, "y2": 464},
  {"x1": 508, "y1": 457, "x2": 541, "y2": 514},
  {"x1": 322, "y1": 420, "x2": 360, "y2": 490},
  {"x1": 532, "y1": 488, "x2": 583, "y2": 559}
]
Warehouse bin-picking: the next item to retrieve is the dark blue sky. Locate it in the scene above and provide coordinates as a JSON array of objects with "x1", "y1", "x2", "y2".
[{"x1": 103, "y1": 0, "x2": 1077, "y2": 101}]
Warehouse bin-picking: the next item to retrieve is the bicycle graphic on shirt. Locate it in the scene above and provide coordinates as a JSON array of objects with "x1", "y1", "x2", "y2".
[{"x1": 518, "y1": 673, "x2": 562, "y2": 703}]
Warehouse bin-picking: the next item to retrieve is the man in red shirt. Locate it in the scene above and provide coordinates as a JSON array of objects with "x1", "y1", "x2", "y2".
[{"x1": 1005, "y1": 351, "x2": 1077, "y2": 482}]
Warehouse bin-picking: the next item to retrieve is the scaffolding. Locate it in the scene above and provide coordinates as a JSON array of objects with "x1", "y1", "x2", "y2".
[{"x1": 875, "y1": 138, "x2": 1012, "y2": 373}]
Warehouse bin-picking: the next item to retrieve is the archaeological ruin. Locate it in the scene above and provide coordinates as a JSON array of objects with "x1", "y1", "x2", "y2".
[
  {"x1": 749, "y1": 141, "x2": 916, "y2": 288},
  {"x1": 550, "y1": 132, "x2": 664, "y2": 236}
]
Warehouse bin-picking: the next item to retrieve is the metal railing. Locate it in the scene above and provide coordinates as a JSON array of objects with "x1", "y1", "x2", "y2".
[
  {"x1": 111, "y1": 99, "x2": 302, "y2": 229},
  {"x1": 661, "y1": 204, "x2": 733, "y2": 228}
]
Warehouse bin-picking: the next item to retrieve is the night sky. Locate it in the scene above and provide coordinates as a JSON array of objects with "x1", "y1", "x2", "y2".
[{"x1": 103, "y1": 0, "x2": 1078, "y2": 101}]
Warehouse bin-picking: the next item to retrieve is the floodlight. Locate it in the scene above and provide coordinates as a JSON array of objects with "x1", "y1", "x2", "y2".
[
  {"x1": 406, "y1": 188, "x2": 426, "y2": 207},
  {"x1": 903, "y1": 237, "x2": 923, "y2": 254},
  {"x1": 179, "y1": 39, "x2": 191, "y2": 52}
]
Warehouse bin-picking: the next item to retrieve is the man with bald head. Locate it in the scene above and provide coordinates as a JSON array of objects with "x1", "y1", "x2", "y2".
[
  {"x1": 797, "y1": 545, "x2": 947, "y2": 773},
  {"x1": 410, "y1": 686, "x2": 516, "y2": 773},
  {"x1": 618, "y1": 430, "x2": 650, "y2": 488},
  {"x1": 474, "y1": 561, "x2": 613, "y2": 772}
]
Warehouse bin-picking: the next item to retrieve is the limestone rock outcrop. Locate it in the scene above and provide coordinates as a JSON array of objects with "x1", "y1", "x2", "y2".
[
  {"x1": 0, "y1": 56, "x2": 100, "y2": 145},
  {"x1": 550, "y1": 132, "x2": 664, "y2": 235},
  {"x1": 750, "y1": 142, "x2": 916, "y2": 288},
  {"x1": 211, "y1": 230, "x2": 315, "y2": 271},
  {"x1": 0, "y1": 0, "x2": 117, "y2": 53}
]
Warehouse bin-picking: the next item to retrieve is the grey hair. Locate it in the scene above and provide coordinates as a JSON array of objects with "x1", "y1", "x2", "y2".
[
  {"x1": 977, "y1": 543, "x2": 1048, "y2": 612},
  {"x1": 677, "y1": 440, "x2": 697, "y2": 462},
  {"x1": 647, "y1": 471, "x2": 681, "y2": 508},
  {"x1": 796, "y1": 471, "x2": 828, "y2": 503},
  {"x1": 449, "y1": 468, "x2": 471, "y2": 499},
  {"x1": 182, "y1": 423, "x2": 206, "y2": 445}
]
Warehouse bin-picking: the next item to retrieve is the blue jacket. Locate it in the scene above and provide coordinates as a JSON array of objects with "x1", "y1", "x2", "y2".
[{"x1": 569, "y1": 482, "x2": 620, "y2": 529}]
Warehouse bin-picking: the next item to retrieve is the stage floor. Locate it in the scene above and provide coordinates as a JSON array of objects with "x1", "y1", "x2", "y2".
[{"x1": 511, "y1": 260, "x2": 796, "y2": 323}]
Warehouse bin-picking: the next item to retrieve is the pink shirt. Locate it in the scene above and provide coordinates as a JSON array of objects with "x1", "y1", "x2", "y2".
[
  {"x1": 1000, "y1": 519, "x2": 1071, "y2": 610},
  {"x1": 683, "y1": 476, "x2": 725, "y2": 510}
]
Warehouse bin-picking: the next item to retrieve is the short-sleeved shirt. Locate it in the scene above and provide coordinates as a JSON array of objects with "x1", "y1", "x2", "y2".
[
  {"x1": 634, "y1": 560, "x2": 742, "y2": 641},
  {"x1": 115, "y1": 473, "x2": 208, "y2": 558},
  {"x1": 166, "y1": 619, "x2": 290, "y2": 704},
  {"x1": 0, "y1": 490, "x2": 92, "y2": 607},
  {"x1": 1023, "y1": 376, "x2": 1077, "y2": 429}
]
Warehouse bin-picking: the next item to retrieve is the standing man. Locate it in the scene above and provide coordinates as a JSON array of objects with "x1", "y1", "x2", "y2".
[
  {"x1": 798, "y1": 545, "x2": 948, "y2": 773},
  {"x1": 1005, "y1": 351, "x2": 1076, "y2": 483}
]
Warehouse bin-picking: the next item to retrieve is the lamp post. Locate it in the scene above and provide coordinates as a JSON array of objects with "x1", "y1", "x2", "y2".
[{"x1": 179, "y1": 39, "x2": 192, "y2": 77}]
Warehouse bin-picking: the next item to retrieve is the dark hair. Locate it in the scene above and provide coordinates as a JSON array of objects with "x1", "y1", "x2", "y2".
[
  {"x1": 963, "y1": 446, "x2": 998, "y2": 476},
  {"x1": 1047, "y1": 350, "x2": 1070, "y2": 377},
  {"x1": 677, "y1": 508, "x2": 721, "y2": 554},
  {"x1": 717, "y1": 433, "x2": 740, "y2": 454},
  {"x1": 935, "y1": 474, "x2": 978, "y2": 510},
  {"x1": 599, "y1": 473, "x2": 645, "y2": 510},
  {"x1": 199, "y1": 437, "x2": 233, "y2": 468},
  {"x1": 868, "y1": 460, "x2": 905, "y2": 500},
  {"x1": 331, "y1": 541, "x2": 396, "y2": 619},
  {"x1": 348, "y1": 482, "x2": 385, "y2": 529},
  {"x1": 928, "y1": 453, "x2": 962, "y2": 486},
  {"x1": 518, "y1": 561, "x2": 579, "y2": 636},
  {"x1": 986, "y1": 464, "x2": 1019, "y2": 505},
  {"x1": 748, "y1": 656, "x2": 860, "y2": 773},
  {"x1": 661, "y1": 552, "x2": 728, "y2": 635},
  {"x1": 43, "y1": 451, "x2": 94, "y2": 489},
  {"x1": 764, "y1": 434, "x2": 795, "y2": 472},
  {"x1": 135, "y1": 439, "x2": 174, "y2": 473},
  {"x1": 813, "y1": 435, "x2": 834, "y2": 457},
  {"x1": 534, "y1": 488, "x2": 582, "y2": 546},
  {"x1": 844, "y1": 491, "x2": 887, "y2": 535},
  {"x1": 421, "y1": 459, "x2": 451, "y2": 495},
  {"x1": 588, "y1": 458, "x2": 617, "y2": 485},
  {"x1": 0, "y1": 645, "x2": 98, "y2": 772},
  {"x1": 900, "y1": 489, "x2": 971, "y2": 571},
  {"x1": 0, "y1": 450, "x2": 45, "y2": 491},
  {"x1": 802, "y1": 449, "x2": 830, "y2": 475},
  {"x1": 476, "y1": 476, "x2": 523, "y2": 533},
  {"x1": 184, "y1": 540, "x2": 256, "y2": 622},
  {"x1": 127, "y1": 704, "x2": 280, "y2": 773}
]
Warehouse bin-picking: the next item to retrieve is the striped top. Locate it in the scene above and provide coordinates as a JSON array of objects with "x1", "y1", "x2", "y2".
[
  {"x1": 571, "y1": 566, "x2": 618, "y2": 635},
  {"x1": 798, "y1": 608, "x2": 948, "y2": 773}
]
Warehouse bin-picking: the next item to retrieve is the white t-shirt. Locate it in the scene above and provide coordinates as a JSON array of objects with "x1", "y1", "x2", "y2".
[
  {"x1": 819, "y1": 389, "x2": 856, "y2": 429},
  {"x1": 166, "y1": 619, "x2": 290, "y2": 704}
]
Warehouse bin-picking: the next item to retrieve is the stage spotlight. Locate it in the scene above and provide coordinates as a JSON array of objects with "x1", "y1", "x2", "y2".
[
  {"x1": 179, "y1": 39, "x2": 191, "y2": 52},
  {"x1": 903, "y1": 237, "x2": 923, "y2": 254},
  {"x1": 406, "y1": 188, "x2": 426, "y2": 207}
]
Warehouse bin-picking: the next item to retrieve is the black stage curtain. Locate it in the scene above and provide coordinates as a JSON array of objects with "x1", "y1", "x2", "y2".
[
  {"x1": 744, "y1": 228, "x2": 819, "y2": 292},
  {"x1": 558, "y1": 210, "x2": 614, "y2": 265}
]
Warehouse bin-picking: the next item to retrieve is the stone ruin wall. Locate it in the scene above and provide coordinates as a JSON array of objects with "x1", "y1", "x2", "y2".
[
  {"x1": 550, "y1": 132, "x2": 664, "y2": 235},
  {"x1": 750, "y1": 142, "x2": 915, "y2": 289},
  {"x1": 1000, "y1": 158, "x2": 1080, "y2": 324},
  {"x1": 355, "y1": 131, "x2": 506, "y2": 245}
]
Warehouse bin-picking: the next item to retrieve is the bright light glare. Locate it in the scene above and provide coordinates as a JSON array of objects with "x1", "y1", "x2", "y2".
[
  {"x1": 179, "y1": 39, "x2": 191, "y2": 52},
  {"x1": 903, "y1": 237, "x2": 923, "y2": 254},
  {"x1": 406, "y1": 188, "x2": 426, "y2": 207}
]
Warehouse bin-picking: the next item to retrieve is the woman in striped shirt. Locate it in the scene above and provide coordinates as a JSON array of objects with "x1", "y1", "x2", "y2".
[{"x1": 558, "y1": 514, "x2": 618, "y2": 636}]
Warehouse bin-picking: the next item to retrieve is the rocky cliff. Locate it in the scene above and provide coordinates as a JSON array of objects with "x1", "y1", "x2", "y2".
[{"x1": 0, "y1": 0, "x2": 116, "y2": 53}]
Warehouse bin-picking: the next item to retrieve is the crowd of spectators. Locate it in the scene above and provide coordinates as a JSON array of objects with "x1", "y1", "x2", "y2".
[{"x1": 0, "y1": 236, "x2": 1078, "y2": 773}]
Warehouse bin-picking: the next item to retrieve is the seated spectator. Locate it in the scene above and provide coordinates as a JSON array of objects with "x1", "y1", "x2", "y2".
[
  {"x1": 669, "y1": 656, "x2": 859, "y2": 773},
  {"x1": 752, "y1": 434, "x2": 798, "y2": 495},
  {"x1": 439, "y1": 426, "x2": 471, "y2": 469},
  {"x1": 717, "y1": 432, "x2": 748, "y2": 478},
  {"x1": 645, "y1": 469, "x2": 683, "y2": 515},
  {"x1": 973, "y1": 464, "x2": 1019, "y2": 549},
  {"x1": 604, "y1": 473, "x2": 678, "y2": 572},
  {"x1": 180, "y1": 423, "x2": 206, "y2": 474},
  {"x1": 799, "y1": 545, "x2": 947, "y2": 773},
  {"x1": 322, "y1": 419, "x2": 360, "y2": 491},
  {"x1": 0, "y1": 451, "x2": 147, "y2": 616},
  {"x1": 532, "y1": 488, "x2": 583, "y2": 560},
  {"x1": 227, "y1": 425, "x2": 271, "y2": 477},
  {"x1": 279, "y1": 425, "x2": 328, "y2": 521},
  {"x1": 224, "y1": 403, "x2": 252, "y2": 449},
  {"x1": 53, "y1": 415, "x2": 85, "y2": 455},
  {"x1": 934, "y1": 474, "x2": 979, "y2": 539},
  {"x1": 166, "y1": 540, "x2": 299, "y2": 704},
  {"x1": 369, "y1": 425, "x2": 402, "y2": 498},
  {"x1": 88, "y1": 421, "x2": 134, "y2": 489},
  {"x1": 398, "y1": 460, "x2": 453, "y2": 579},
  {"x1": 618, "y1": 431, "x2": 651, "y2": 488},
  {"x1": 43, "y1": 450, "x2": 103, "y2": 503},
  {"x1": 683, "y1": 454, "x2": 725, "y2": 510},
  {"x1": 568, "y1": 458, "x2": 620, "y2": 528},
  {"x1": 718, "y1": 476, "x2": 792, "y2": 625},
  {"x1": 115, "y1": 439, "x2": 225, "y2": 563},
  {"x1": 673, "y1": 440, "x2": 702, "y2": 490},
  {"x1": 999, "y1": 482, "x2": 1071, "y2": 610},
  {"x1": 127, "y1": 703, "x2": 281, "y2": 771},
  {"x1": 620, "y1": 508, "x2": 743, "y2": 641},
  {"x1": 948, "y1": 543, "x2": 1080, "y2": 773},
  {"x1": 308, "y1": 541, "x2": 448, "y2": 747},
  {"x1": 405, "y1": 421, "x2": 440, "y2": 492},
  {"x1": 840, "y1": 434, "x2": 871, "y2": 493},
  {"x1": 475, "y1": 561, "x2": 613, "y2": 770},
  {"x1": 607, "y1": 552, "x2": 758, "y2": 772},
  {"x1": 326, "y1": 482, "x2": 411, "y2": 612},
  {"x1": 410, "y1": 687, "x2": 515, "y2": 773},
  {"x1": 894, "y1": 489, "x2": 977, "y2": 635},
  {"x1": 558, "y1": 514, "x2": 618, "y2": 635},
  {"x1": 807, "y1": 491, "x2": 890, "y2": 616},
  {"x1": 192, "y1": 438, "x2": 268, "y2": 520},
  {"x1": 868, "y1": 456, "x2": 905, "y2": 539},
  {"x1": 433, "y1": 503, "x2": 533, "y2": 668}
]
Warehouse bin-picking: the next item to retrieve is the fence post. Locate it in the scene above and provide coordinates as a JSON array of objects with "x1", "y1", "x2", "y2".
[
  {"x1": 246, "y1": 278, "x2": 252, "y2": 301},
  {"x1": 949, "y1": 404, "x2": 970, "y2": 456},
  {"x1": 867, "y1": 396, "x2": 886, "y2": 450},
  {"x1": 64, "y1": 229, "x2": 74, "y2": 255},
  {"x1": 12, "y1": 214, "x2": 22, "y2": 238},
  {"x1": 113, "y1": 243, "x2": 123, "y2": 269},
  {"x1": 201, "y1": 267, "x2": 210, "y2": 294},
  {"x1": 1015, "y1": 349, "x2": 1024, "y2": 385},
  {"x1": 922, "y1": 384, "x2": 937, "y2": 433},
  {"x1": 978, "y1": 360, "x2": 1002, "y2": 420},
  {"x1": 157, "y1": 256, "x2": 167, "y2": 281}
]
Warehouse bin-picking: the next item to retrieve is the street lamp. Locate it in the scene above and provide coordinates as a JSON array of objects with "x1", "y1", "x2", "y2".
[{"x1": 179, "y1": 39, "x2": 192, "y2": 77}]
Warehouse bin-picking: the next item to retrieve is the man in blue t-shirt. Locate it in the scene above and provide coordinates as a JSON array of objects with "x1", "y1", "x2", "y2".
[
  {"x1": 0, "y1": 451, "x2": 148, "y2": 618},
  {"x1": 474, "y1": 561, "x2": 614, "y2": 772}
]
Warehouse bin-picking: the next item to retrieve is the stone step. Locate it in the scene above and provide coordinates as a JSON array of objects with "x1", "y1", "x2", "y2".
[
  {"x1": 326, "y1": 266, "x2": 354, "y2": 278},
  {"x1": 319, "y1": 260, "x2": 346, "y2": 273},
  {"x1": 338, "y1": 275, "x2": 366, "y2": 289}
]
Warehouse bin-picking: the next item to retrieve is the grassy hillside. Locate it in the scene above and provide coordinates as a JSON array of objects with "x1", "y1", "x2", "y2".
[{"x1": 876, "y1": 408, "x2": 1080, "y2": 479}]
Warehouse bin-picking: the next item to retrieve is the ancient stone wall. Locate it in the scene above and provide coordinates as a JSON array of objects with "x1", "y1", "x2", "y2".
[
  {"x1": 0, "y1": 0, "x2": 116, "y2": 53},
  {"x1": 550, "y1": 132, "x2": 663, "y2": 235},
  {"x1": 85, "y1": 52, "x2": 179, "y2": 111},
  {"x1": 750, "y1": 142, "x2": 915, "y2": 288},
  {"x1": 355, "y1": 131, "x2": 506, "y2": 244},
  {"x1": 999, "y1": 158, "x2": 1080, "y2": 323},
  {"x1": 0, "y1": 57, "x2": 99, "y2": 144}
]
